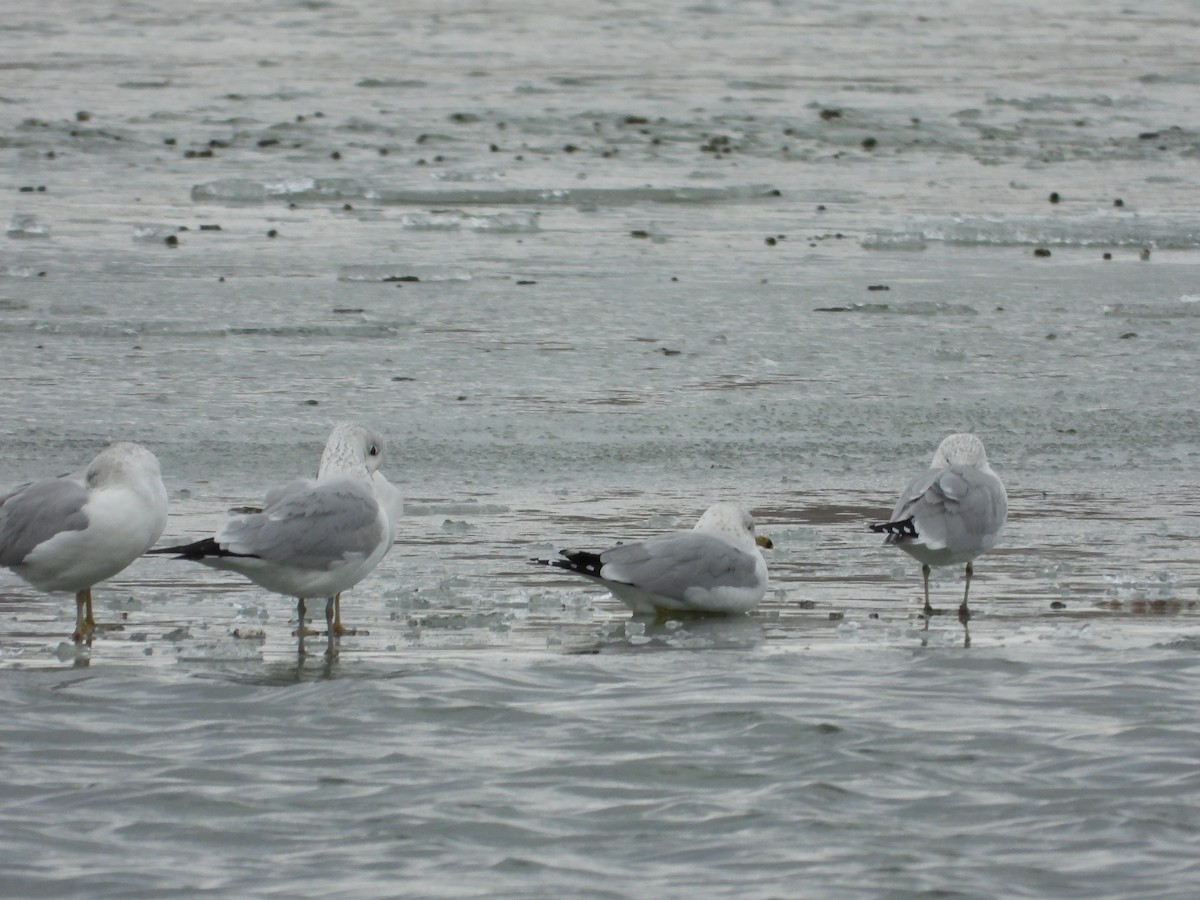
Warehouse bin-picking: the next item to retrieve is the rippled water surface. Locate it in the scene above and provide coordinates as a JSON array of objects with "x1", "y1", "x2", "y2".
[{"x1": 2, "y1": 0, "x2": 1199, "y2": 896}]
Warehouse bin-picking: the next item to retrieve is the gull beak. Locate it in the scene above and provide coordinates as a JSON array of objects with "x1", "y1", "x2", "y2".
[{"x1": 756, "y1": 534, "x2": 774, "y2": 550}]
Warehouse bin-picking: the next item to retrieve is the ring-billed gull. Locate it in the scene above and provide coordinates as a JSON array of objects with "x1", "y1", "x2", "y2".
[
  {"x1": 870, "y1": 433, "x2": 1007, "y2": 620},
  {"x1": 151, "y1": 423, "x2": 394, "y2": 655},
  {"x1": 0, "y1": 442, "x2": 168, "y2": 642},
  {"x1": 532, "y1": 501, "x2": 773, "y2": 616}
]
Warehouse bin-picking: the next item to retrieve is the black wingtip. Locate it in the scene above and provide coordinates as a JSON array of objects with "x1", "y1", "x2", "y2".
[
  {"x1": 558, "y1": 549, "x2": 604, "y2": 577},
  {"x1": 148, "y1": 537, "x2": 257, "y2": 561},
  {"x1": 529, "y1": 549, "x2": 603, "y2": 578},
  {"x1": 529, "y1": 556, "x2": 570, "y2": 570},
  {"x1": 868, "y1": 516, "x2": 918, "y2": 538}
]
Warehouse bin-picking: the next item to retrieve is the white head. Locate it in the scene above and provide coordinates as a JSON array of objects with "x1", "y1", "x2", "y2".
[
  {"x1": 693, "y1": 501, "x2": 773, "y2": 550},
  {"x1": 931, "y1": 433, "x2": 991, "y2": 470},
  {"x1": 318, "y1": 423, "x2": 386, "y2": 479},
  {"x1": 86, "y1": 442, "x2": 163, "y2": 489}
]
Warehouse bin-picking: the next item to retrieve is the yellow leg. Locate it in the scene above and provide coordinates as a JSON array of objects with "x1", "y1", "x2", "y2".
[
  {"x1": 72, "y1": 588, "x2": 95, "y2": 642},
  {"x1": 330, "y1": 593, "x2": 356, "y2": 635},
  {"x1": 324, "y1": 598, "x2": 339, "y2": 658},
  {"x1": 960, "y1": 561, "x2": 973, "y2": 622}
]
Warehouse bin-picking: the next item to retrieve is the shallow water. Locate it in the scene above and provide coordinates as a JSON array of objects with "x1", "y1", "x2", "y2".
[{"x1": 3, "y1": 0, "x2": 1200, "y2": 896}]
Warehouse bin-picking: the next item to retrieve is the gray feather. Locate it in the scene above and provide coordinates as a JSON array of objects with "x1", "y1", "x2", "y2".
[
  {"x1": 600, "y1": 532, "x2": 762, "y2": 600},
  {"x1": 217, "y1": 476, "x2": 384, "y2": 571},
  {"x1": 0, "y1": 478, "x2": 89, "y2": 567}
]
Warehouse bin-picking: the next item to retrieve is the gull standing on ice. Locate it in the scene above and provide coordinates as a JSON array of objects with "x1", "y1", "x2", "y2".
[
  {"x1": 0, "y1": 442, "x2": 168, "y2": 642},
  {"x1": 870, "y1": 433, "x2": 1007, "y2": 620},
  {"x1": 151, "y1": 423, "x2": 394, "y2": 655},
  {"x1": 532, "y1": 501, "x2": 773, "y2": 616}
]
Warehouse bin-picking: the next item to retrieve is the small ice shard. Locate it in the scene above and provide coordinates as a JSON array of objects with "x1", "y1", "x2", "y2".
[{"x1": 7, "y1": 214, "x2": 50, "y2": 239}]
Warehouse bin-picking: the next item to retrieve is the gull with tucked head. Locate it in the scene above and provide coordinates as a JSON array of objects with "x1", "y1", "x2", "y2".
[
  {"x1": 870, "y1": 433, "x2": 1007, "y2": 620},
  {"x1": 532, "y1": 501, "x2": 773, "y2": 616},
  {"x1": 0, "y1": 442, "x2": 168, "y2": 642}
]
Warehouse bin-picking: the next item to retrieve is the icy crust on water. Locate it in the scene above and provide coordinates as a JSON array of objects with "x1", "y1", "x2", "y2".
[
  {"x1": 1104, "y1": 302, "x2": 1200, "y2": 320},
  {"x1": 190, "y1": 178, "x2": 780, "y2": 207},
  {"x1": 397, "y1": 210, "x2": 540, "y2": 233},
  {"x1": 189, "y1": 178, "x2": 360, "y2": 203},
  {"x1": 6, "y1": 215, "x2": 50, "y2": 239},
  {"x1": 864, "y1": 214, "x2": 1200, "y2": 250}
]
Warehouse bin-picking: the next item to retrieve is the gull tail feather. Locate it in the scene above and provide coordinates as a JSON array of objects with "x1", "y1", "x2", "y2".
[
  {"x1": 147, "y1": 537, "x2": 259, "y2": 561},
  {"x1": 869, "y1": 516, "x2": 918, "y2": 538},
  {"x1": 530, "y1": 549, "x2": 604, "y2": 577}
]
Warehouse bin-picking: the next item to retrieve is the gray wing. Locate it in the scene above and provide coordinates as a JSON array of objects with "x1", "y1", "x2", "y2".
[
  {"x1": 600, "y1": 532, "x2": 761, "y2": 600},
  {"x1": 891, "y1": 466, "x2": 1007, "y2": 552},
  {"x1": 0, "y1": 477, "x2": 90, "y2": 566},
  {"x1": 216, "y1": 478, "x2": 382, "y2": 571}
]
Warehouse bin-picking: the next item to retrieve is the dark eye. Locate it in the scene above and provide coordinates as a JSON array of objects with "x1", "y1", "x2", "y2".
[{"x1": 368, "y1": 444, "x2": 380, "y2": 456}]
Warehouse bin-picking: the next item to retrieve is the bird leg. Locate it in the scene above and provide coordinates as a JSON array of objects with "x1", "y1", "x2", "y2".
[
  {"x1": 959, "y1": 561, "x2": 973, "y2": 622},
  {"x1": 324, "y1": 597, "x2": 339, "y2": 659},
  {"x1": 295, "y1": 598, "x2": 308, "y2": 657},
  {"x1": 921, "y1": 564, "x2": 934, "y2": 617},
  {"x1": 331, "y1": 593, "x2": 356, "y2": 635},
  {"x1": 293, "y1": 597, "x2": 319, "y2": 637},
  {"x1": 72, "y1": 588, "x2": 95, "y2": 642}
]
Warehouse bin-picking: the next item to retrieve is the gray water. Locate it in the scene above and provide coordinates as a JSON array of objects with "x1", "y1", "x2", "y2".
[{"x1": 2, "y1": 0, "x2": 1199, "y2": 896}]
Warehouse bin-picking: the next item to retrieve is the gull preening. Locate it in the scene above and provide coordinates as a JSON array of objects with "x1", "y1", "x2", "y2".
[
  {"x1": 150, "y1": 423, "x2": 395, "y2": 656},
  {"x1": 532, "y1": 501, "x2": 773, "y2": 616},
  {"x1": 0, "y1": 442, "x2": 168, "y2": 641},
  {"x1": 870, "y1": 433, "x2": 1007, "y2": 620}
]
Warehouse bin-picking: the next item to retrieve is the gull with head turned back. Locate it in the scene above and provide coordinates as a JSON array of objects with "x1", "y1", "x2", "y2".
[
  {"x1": 532, "y1": 501, "x2": 773, "y2": 617},
  {"x1": 870, "y1": 433, "x2": 1007, "y2": 621},
  {"x1": 150, "y1": 423, "x2": 394, "y2": 656}
]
